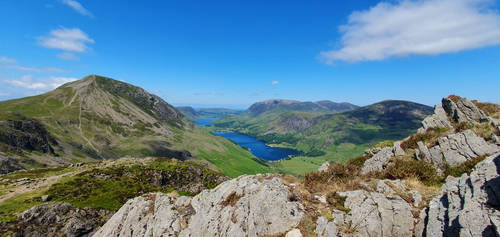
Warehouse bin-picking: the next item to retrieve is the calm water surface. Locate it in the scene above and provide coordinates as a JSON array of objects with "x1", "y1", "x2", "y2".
[
  {"x1": 211, "y1": 131, "x2": 300, "y2": 161},
  {"x1": 194, "y1": 118, "x2": 218, "y2": 126}
]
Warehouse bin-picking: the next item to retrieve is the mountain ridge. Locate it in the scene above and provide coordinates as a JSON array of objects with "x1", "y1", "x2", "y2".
[
  {"x1": 246, "y1": 99, "x2": 359, "y2": 117},
  {"x1": 0, "y1": 75, "x2": 271, "y2": 177}
]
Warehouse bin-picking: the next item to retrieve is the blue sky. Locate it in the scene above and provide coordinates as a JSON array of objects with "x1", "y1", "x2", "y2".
[{"x1": 1, "y1": 0, "x2": 500, "y2": 109}]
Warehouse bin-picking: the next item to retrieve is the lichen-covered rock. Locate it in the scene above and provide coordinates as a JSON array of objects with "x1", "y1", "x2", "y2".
[
  {"x1": 415, "y1": 130, "x2": 499, "y2": 167},
  {"x1": 361, "y1": 147, "x2": 394, "y2": 174},
  {"x1": 416, "y1": 153, "x2": 500, "y2": 237},
  {"x1": 0, "y1": 202, "x2": 113, "y2": 237},
  {"x1": 416, "y1": 141, "x2": 445, "y2": 168},
  {"x1": 94, "y1": 175, "x2": 304, "y2": 237},
  {"x1": 438, "y1": 130, "x2": 499, "y2": 166},
  {"x1": 93, "y1": 193, "x2": 193, "y2": 237},
  {"x1": 442, "y1": 97, "x2": 488, "y2": 124},
  {"x1": 316, "y1": 180, "x2": 419, "y2": 237},
  {"x1": 361, "y1": 142, "x2": 408, "y2": 174},
  {"x1": 419, "y1": 104, "x2": 453, "y2": 132}
]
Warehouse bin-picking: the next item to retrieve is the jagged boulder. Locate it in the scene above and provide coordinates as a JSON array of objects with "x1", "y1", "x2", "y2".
[
  {"x1": 361, "y1": 147, "x2": 394, "y2": 174},
  {"x1": 316, "y1": 179, "x2": 420, "y2": 237},
  {"x1": 0, "y1": 202, "x2": 113, "y2": 237},
  {"x1": 361, "y1": 142, "x2": 404, "y2": 175},
  {"x1": 419, "y1": 104, "x2": 453, "y2": 133},
  {"x1": 415, "y1": 153, "x2": 500, "y2": 237},
  {"x1": 416, "y1": 130, "x2": 499, "y2": 167},
  {"x1": 94, "y1": 175, "x2": 304, "y2": 237},
  {"x1": 442, "y1": 97, "x2": 488, "y2": 124}
]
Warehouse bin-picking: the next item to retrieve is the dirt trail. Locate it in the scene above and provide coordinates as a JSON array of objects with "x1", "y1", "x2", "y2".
[
  {"x1": 0, "y1": 159, "x2": 140, "y2": 204},
  {"x1": 0, "y1": 169, "x2": 82, "y2": 203}
]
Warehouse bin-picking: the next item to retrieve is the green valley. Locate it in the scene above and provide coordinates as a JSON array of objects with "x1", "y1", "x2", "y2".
[{"x1": 213, "y1": 99, "x2": 433, "y2": 174}]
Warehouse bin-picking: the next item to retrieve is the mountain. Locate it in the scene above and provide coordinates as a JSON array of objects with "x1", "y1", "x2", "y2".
[
  {"x1": 176, "y1": 106, "x2": 243, "y2": 121},
  {"x1": 176, "y1": 106, "x2": 198, "y2": 120},
  {"x1": 215, "y1": 100, "x2": 433, "y2": 163},
  {"x1": 246, "y1": 99, "x2": 358, "y2": 117},
  {"x1": 0, "y1": 75, "x2": 270, "y2": 177}
]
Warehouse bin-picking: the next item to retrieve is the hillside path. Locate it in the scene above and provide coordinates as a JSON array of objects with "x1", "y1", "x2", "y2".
[{"x1": 0, "y1": 169, "x2": 83, "y2": 203}]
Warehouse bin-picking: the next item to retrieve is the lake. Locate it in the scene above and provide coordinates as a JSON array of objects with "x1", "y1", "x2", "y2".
[
  {"x1": 194, "y1": 118, "x2": 218, "y2": 126},
  {"x1": 211, "y1": 131, "x2": 300, "y2": 161}
]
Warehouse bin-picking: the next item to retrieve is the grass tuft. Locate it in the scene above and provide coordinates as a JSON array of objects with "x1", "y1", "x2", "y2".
[
  {"x1": 221, "y1": 192, "x2": 242, "y2": 207},
  {"x1": 382, "y1": 159, "x2": 439, "y2": 185},
  {"x1": 400, "y1": 127, "x2": 450, "y2": 151},
  {"x1": 443, "y1": 155, "x2": 488, "y2": 177}
]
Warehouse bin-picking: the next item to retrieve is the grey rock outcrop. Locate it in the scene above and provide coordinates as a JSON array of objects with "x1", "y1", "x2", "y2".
[
  {"x1": 94, "y1": 175, "x2": 303, "y2": 237},
  {"x1": 419, "y1": 104, "x2": 453, "y2": 133},
  {"x1": 0, "y1": 154, "x2": 23, "y2": 175},
  {"x1": 393, "y1": 141, "x2": 405, "y2": 156},
  {"x1": 415, "y1": 153, "x2": 500, "y2": 237},
  {"x1": 416, "y1": 130, "x2": 499, "y2": 167},
  {"x1": 361, "y1": 147, "x2": 394, "y2": 174},
  {"x1": 0, "y1": 202, "x2": 113, "y2": 237},
  {"x1": 361, "y1": 142, "x2": 405, "y2": 175},
  {"x1": 316, "y1": 179, "x2": 419, "y2": 237},
  {"x1": 442, "y1": 97, "x2": 488, "y2": 124}
]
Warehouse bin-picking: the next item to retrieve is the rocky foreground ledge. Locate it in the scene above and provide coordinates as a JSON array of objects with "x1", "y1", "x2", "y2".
[
  {"x1": 91, "y1": 153, "x2": 500, "y2": 237},
  {"x1": 94, "y1": 175, "x2": 303, "y2": 237}
]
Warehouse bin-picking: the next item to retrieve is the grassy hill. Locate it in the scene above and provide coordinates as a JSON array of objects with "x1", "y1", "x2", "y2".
[{"x1": 0, "y1": 75, "x2": 270, "y2": 177}]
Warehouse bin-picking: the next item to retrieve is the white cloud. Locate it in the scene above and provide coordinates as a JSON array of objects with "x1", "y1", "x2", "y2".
[
  {"x1": 321, "y1": 0, "x2": 500, "y2": 63},
  {"x1": 38, "y1": 27, "x2": 94, "y2": 53},
  {"x1": 61, "y1": 0, "x2": 94, "y2": 18},
  {"x1": 0, "y1": 92, "x2": 9, "y2": 97},
  {"x1": 0, "y1": 56, "x2": 16, "y2": 64},
  {"x1": 4, "y1": 75, "x2": 77, "y2": 90},
  {"x1": 57, "y1": 52, "x2": 79, "y2": 60},
  {"x1": 271, "y1": 81, "x2": 279, "y2": 85}
]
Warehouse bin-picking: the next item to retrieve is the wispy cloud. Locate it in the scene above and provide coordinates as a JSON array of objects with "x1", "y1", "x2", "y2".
[
  {"x1": 0, "y1": 56, "x2": 16, "y2": 64},
  {"x1": 38, "y1": 27, "x2": 94, "y2": 53},
  {"x1": 0, "y1": 92, "x2": 9, "y2": 97},
  {"x1": 4, "y1": 75, "x2": 77, "y2": 90},
  {"x1": 271, "y1": 81, "x2": 279, "y2": 85},
  {"x1": 321, "y1": 0, "x2": 500, "y2": 63},
  {"x1": 6, "y1": 65, "x2": 68, "y2": 73},
  {"x1": 61, "y1": 0, "x2": 94, "y2": 18},
  {"x1": 0, "y1": 56, "x2": 68, "y2": 72}
]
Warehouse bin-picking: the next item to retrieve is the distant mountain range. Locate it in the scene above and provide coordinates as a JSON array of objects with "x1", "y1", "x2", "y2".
[
  {"x1": 176, "y1": 106, "x2": 243, "y2": 121},
  {"x1": 214, "y1": 99, "x2": 433, "y2": 160},
  {"x1": 246, "y1": 99, "x2": 359, "y2": 116},
  {"x1": 0, "y1": 75, "x2": 270, "y2": 177}
]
